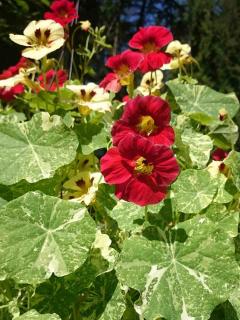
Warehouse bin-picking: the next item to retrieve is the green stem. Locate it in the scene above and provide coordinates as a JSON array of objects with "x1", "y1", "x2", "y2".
[{"x1": 144, "y1": 205, "x2": 148, "y2": 221}]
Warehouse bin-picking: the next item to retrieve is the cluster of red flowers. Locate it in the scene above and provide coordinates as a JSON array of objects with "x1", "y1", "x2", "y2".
[
  {"x1": 0, "y1": 0, "x2": 74, "y2": 102},
  {"x1": 0, "y1": 57, "x2": 28, "y2": 102},
  {"x1": 101, "y1": 95, "x2": 179, "y2": 206},
  {"x1": 100, "y1": 26, "x2": 173, "y2": 93}
]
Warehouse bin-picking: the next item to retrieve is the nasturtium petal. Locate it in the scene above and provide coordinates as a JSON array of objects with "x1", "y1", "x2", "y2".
[
  {"x1": 15, "y1": 310, "x2": 61, "y2": 319},
  {"x1": 172, "y1": 169, "x2": 218, "y2": 213},
  {"x1": 167, "y1": 82, "x2": 239, "y2": 125},
  {"x1": 0, "y1": 112, "x2": 78, "y2": 185},
  {"x1": 0, "y1": 191, "x2": 96, "y2": 284},
  {"x1": 116, "y1": 216, "x2": 239, "y2": 320}
]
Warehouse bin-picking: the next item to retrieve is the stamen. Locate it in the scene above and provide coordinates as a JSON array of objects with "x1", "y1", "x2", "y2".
[
  {"x1": 135, "y1": 156, "x2": 153, "y2": 175},
  {"x1": 136, "y1": 115, "x2": 156, "y2": 135}
]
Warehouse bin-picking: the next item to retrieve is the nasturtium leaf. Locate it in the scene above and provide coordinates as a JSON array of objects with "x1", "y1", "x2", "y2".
[
  {"x1": 172, "y1": 169, "x2": 218, "y2": 213},
  {"x1": 181, "y1": 129, "x2": 213, "y2": 168},
  {"x1": 224, "y1": 151, "x2": 240, "y2": 191},
  {"x1": 0, "y1": 197, "x2": 7, "y2": 208},
  {"x1": 209, "y1": 122, "x2": 239, "y2": 150},
  {"x1": 0, "y1": 112, "x2": 78, "y2": 185},
  {"x1": 204, "y1": 203, "x2": 239, "y2": 237},
  {"x1": 116, "y1": 216, "x2": 239, "y2": 320},
  {"x1": 167, "y1": 82, "x2": 239, "y2": 125},
  {"x1": 0, "y1": 111, "x2": 26, "y2": 124},
  {"x1": 109, "y1": 200, "x2": 145, "y2": 232},
  {"x1": 74, "y1": 122, "x2": 109, "y2": 154},
  {"x1": 15, "y1": 310, "x2": 61, "y2": 319},
  {"x1": 213, "y1": 174, "x2": 233, "y2": 204},
  {"x1": 229, "y1": 286, "x2": 240, "y2": 319},
  {"x1": 78, "y1": 271, "x2": 125, "y2": 320},
  {"x1": 0, "y1": 191, "x2": 96, "y2": 284}
]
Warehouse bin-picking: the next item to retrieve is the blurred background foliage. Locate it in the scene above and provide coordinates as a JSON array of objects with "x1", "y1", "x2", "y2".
[{"x1": 0, "y1": 0, "x2": 240, "y2": 96}]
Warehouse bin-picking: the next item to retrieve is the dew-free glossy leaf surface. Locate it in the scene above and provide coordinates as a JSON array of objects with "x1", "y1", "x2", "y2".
[
  {"x1": 116, "y1": 216, "x2": 239, "y2": 320},
  {"x1": 0, "y1": 112, "x2": 78, "y2": 185},
  {"x1": 0, "y1": 191, "x2": 96, "y2": 284}
]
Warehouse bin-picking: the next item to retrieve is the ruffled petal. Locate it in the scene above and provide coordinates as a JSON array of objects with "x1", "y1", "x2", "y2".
[{"x1": 100, "y1": 148, "x2": 133, "y2": 184}]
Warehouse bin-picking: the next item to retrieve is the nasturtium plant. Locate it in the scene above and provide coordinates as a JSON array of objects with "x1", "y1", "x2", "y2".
[{"x1": 0, "y1": 1, "x2": 239, "y2": 319}]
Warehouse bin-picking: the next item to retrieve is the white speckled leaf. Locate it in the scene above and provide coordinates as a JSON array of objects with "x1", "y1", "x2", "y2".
[
  {"x1": 116, "y1": 216, "x2": 239, "y2": 320},
  {"x1": 167, "y1": 82, "x2": 239, "y2": 125},
  {"x1": 0, "y1": 197, "x2": 7, "y2": 208},
  {"x1": 0, "y1": 191, "x2": 96, "y2": 284},
  {"x1": 15, "y1": 310, "x2": 61, "y2": 319},
  {"x1": 224, "y1": 151, "x2": 240, "y2": 191},
  {"x1": 172, "y1": 169, "x2": 218, "y2": 213},
  {"x1": 213, "y1": 174, "x2": 233, "y2": 204},
  {"x1": 0, "y1": 112, "x2": 78, "y2": 185},
  {"x1": 181, "y1": 129, "x2": 213, "y2": 168},
  {"x1": 109, "y1": 200, "x2": 145, "y2": 232},
  {"x1": 229, "y1": 286, "x2": 240, "y2": 319}
]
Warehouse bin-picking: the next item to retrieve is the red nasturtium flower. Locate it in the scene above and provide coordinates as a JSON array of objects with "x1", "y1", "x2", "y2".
[
  {"x1": 44, "y1": 0, "x2": 78, "y2": 27},
  {"x1": 101, "y1": 134, "x2": 179, "y2": 206},
  {"x1": 129, "y1": 26, "x2": 173, "y2": 73},
  {"x1": 99, "y1": 72, "x2": 121, "y2": 93},
  {"x1": 100, "y1": 50, "x2": 143, "y2": 92},
  {"x1": 37, "y1": 69, "x2": 68, "y2": 91},
  {"x1": 212, "y1": 148, "x2": 229, "y2": 161},
  {"x1": 0, "y1": 57, "x2": 29, "y2": 101},
  {"x1": 112, "y1": 95, "x2": 174, "y2": 146}
]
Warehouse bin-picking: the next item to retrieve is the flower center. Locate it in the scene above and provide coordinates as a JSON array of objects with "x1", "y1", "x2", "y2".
[
  {"x1": 80, "y1": 89, "x2": 96, "y2": 101},
  {"x1": 134, "y1": 156, "x2": 153, "y2": 175},
  {"x1": 34, "y1": 28, "x2": 51, "y2": 45},
  {"x1": 136, "y1": 115, "x2": 156, "y2": 135},
  {"x1": 116, "y1": 64, "x2": 129, "y2": 77},
  {"x1": 142, "y1": 41, "x2": 157, "y2": 53}
]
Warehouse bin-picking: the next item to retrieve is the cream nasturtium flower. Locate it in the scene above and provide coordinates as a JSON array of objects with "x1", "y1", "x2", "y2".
[
  {"x1": 162, "y1": 40, "x2": 192, "y2": 70},
  {"x1": 63, "y1": 171, "x2": 103, "y2": 205},
  {"x1": 137, "y1": 70, "x2": 163, "y2": 96},
  {"x1": 66, "y1": 83, "x2": 112, "y2": 114},
  {"x1": 0, "y1": 67, "x2": 38, "y2": 89},
  {"x1": 80, "y1": 20, "x2": 91, "y2": 31},
  {"x1": 9, "y1": 20, "x2": 65, "y2": 60}
]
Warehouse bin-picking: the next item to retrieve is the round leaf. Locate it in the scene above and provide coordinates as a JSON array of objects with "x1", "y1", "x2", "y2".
[
  {"x1": 15, "y1": 310, "x2": 61, "y2": 319},
  {"x1": 172, "y1": 169, "x2": 218, "y2": 213},
  {"x1": 0, "y1": 191, "x2": 96, "y2": 284},
  {"x1": 116, "y1": 217, "x2": 239, "y2": 320},
  {"x1": 0, "y1": 112, "x2": 78, "y2": 185}
]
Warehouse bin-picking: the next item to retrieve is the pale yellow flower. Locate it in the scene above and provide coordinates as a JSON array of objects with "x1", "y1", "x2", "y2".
[
  {"x1": 80, "y1": 20, "x2": 91, "y2": 31},
  {"x1": 63, "y1": 172, "x2": 103, "y2": 205},
  {"x1": 66, "y1": 83, "x2": 112, "y2": 114},
  {"x1": 0, "y1": 67, "x2": 39, "y2": 90},
  {"x1": 162, "y1": 40, "x2": 192, "y2": 70},
  {"x1": 9, "y1": 20, "x2": 65, "y2": 60},
  {"x1": 136, "y1": 70, "x2": 163, "y2": 95}
]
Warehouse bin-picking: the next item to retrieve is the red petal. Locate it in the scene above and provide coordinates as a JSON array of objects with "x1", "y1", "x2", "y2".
[
  {"x1": 99, "y1": 73, "x2": 121, "y2": 93},
  {"x1": 149, "y1": 126, "x2": 175, "y2": 146},
  {"x1": 139, "y1": 52, "x2": 171, "y2": 73},
  {"x1": 100, "y1": 147, "x2": 133, "y2": 184},
  {"x1": 129, "y1": 26, "x2": 173, "y2": 50},
  {"x1": 115, "y1": 177, "x2": 167, "y2": 206}
]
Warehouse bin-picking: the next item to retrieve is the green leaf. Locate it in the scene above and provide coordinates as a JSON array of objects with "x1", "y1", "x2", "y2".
[
  {"x1": 108, "y1": 200, "x2": 145, "y2": 232},
  {"x1": 0, "y1": 191, "x2": 96, "y2": 284},
  {"x1": 172, "y1": 169, "x2": 218, "y2": 213},
  {"x1": 116, "y1": 216, "x2": 239, "y2": 320},
  {"x1": 204, "y1": 203, "x2": 239, "y2": 237},
  {"x1": 167, "y1": 82, "x2": 239, "y2": 125},
  {"x1": 209, "y1": 123, "x2": 238, "y2": 149},
  {"x1": 213, "y1": 174, "x2": 233, "y2": 204},
  {"x1": 0, "y1": 111, "x2": 26, "y2": 124},
  {"x1": 15, "y1": 310, "x2": 61, "y2": 319},
  {"x1": 78, "y1": 271, "x2": 126, "y2": 320},
  {"x1": 224, "y1": 151, "x2": 240, "y2": 191},
  {"x1": 0, "y1": 197, "x2": 7, "y2": 208},
  {"x1": 0, "y1": 112, "x2": 78, "y2": 185},
  {"x1": 181, "y1": 128, "x2": 213, "y2": 168},
  {"x1": 75, "y1": 122, "x2": 109, "y2": 154},
  {"x1": 229, "y1": 286, "x2": 240, "y2": 319}
]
